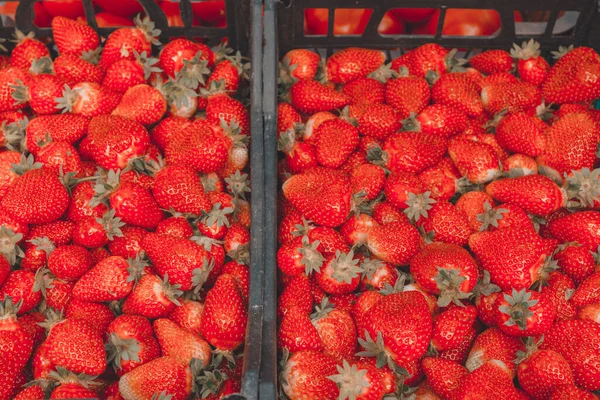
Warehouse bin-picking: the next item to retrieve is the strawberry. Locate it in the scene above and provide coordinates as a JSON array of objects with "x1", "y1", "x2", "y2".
[
  {"x1": 281, "y1": 49, "x2": 320, "y2": 82},
  {"x1": 99, "y1": 15, "x2": 160, "y2": 70},
  {"x1": 154, "y1": 318, "x2": 211, "y2": 366},
  {"x1": 280, "y1": 350, "x2": 339, "y2": 400},
  {"x1": 166, "y1": 119, "x2": 230, "y2": 173},
  {"x1": 0, "y1": 297, "x2": 34, "y2": 399},
  {"x1": 505, "y1": 153, "x2": 540, "y2": 175},
  {"x1": 46, "y1": 245, "x2": 92, "y2": 282},
  {"x1": 343, "y1": 77, "x2": 385, "y2": 105},
  {"x1": 392, "y1": 44, "x2": 456, "y2": 78},
  {"x1": 385, "y1": 67, "x2": 431, "y2": 118},
  {"x1": 112, "y1": 83, "x2": 167, "y2": 125},
  {"x1": 541, "y1": 319, "x2": 600, "y2": 390},
  {"x1": 495, "y1": 288, "x2": 556, "y2": 336},
  {"x1": 53, "y1": 54, "x2": 105, "y2": 86},
  {"x1": 313, "y1": 249, "x2": 362, "y2": 295},
  {"x1": 315, "y1": 118, "x2": 359, "y2": 168},
  {"x1": 122, "y1": 272, "x2": 183, "y2": 319},
  {"x1": 431, "y1": 305, "x2": 477, "y2": 352},
  {"x1": 541, "y1": 271, "x2": 577, "y2": 322},
  {"x1": 0, "y1": 151, "x2": 21, "y2": 198},
  {"x1": 405, "y1": 103, "x2": 468, "y2": 139},
  {"x1": 86, "y1": 115, "x2": 150, "y2": 170},
  {"x1": 55, "y1": 82, "x2": 122, "y2": 117},
  {"x1": 67, "y1": 181, "x2": 108, "y2": 222},
  {"x1": 290, "y1": 79, "x2": 351, "y2": 114},
  {"x1": 369, "y1": 131, "x2": 447, "y2": 175},
  {"x1": 511, "y1": 39, "x2": 550, "y2": 86},
  {"x1": 469, "y1": 227, "x2": 548, "y2": 291},
  {"x1": 278, "y1": 306, "x2": 324, "y2": 353},
  {"x1": 201, "y1": 274, "x2": 247, "y2": 351},
  {"x1": 72, "y1": 255, "x2": 137, "y2": 302},
  {"x1": 25, "y1": 113, "x2": 89, "y2": 156},
  {"x1": 309, "y1": 299, "x2": 357, "y2": 360},
  {"x1": 383, "y1": 172, "x2": 427, "y2": 210},
  {"x1": 1, "y1": 161, "x2": 70, "y2": 225},
  {"x1": 142, "y1": 233, "x2": 212, "y2": 291},
  {"x1": 355, "y1": 103, "x2": 402, "y2": 140},
  {"x1": 203, "y1": 81, "x2": 250, "y2": 136},
  {"x1": 10, "y1": 74, "x2": 63, "y2": 115},
  {"x1": 495, "y1": 112, "x2": 546, "y2": 157},
  {"x1": 208, "y1": 54, "x2": 247, "y2": 92},
  {"x1": 105, "y1": 314, "x2": 160, "y2": 376},
  {"x1": 119, "y1": 356, "x2": 193, "y2": 400},
  {"x1": 546, "y1": 211, "x2": 600, "y2": 251},
  {"x1": 410, "y1": 242, "x2": 479, "y2": 306},
  {"x1": 168, "y1": 298, "x2": 204, "y2": 335},
  {"x1": 481, "y1": 81, "x2": 542, "y2": 115},
  {"x1": 454, "y1": 360, "x2": 522, "y2": 400},
  {"x1": 14, "y1": 385, "x2": 46, "y2": 400},
  {"x1": 470, "y1": 49, "x2": 514, "y2": 74},
  {"x1": 65, "y1": 298, "x2": 114, "y2": 336},
  {"x1": 413, "y1": 199, "x2": 473, "y2": 246},
  {"x1": 542, "y1": 46, "x2": 600, "y2": 104},
  {"x1": 42, "y1": 313, "x2": 106, "y2": 375},
  {"x1": 553, "y1": 243, "x2": 595, "y2": 285},
  {"x1": 150, "y1": 116, "x2": 191, "y2": 152},
  {"x1": 0, "y1": 67, "x2": 32, "y2": 112},
  {"x1": 47, "y1": 368, "x2": 99, "y2": 399},
  {"x1": 326, "y1": 48, "x2": 386, "y2": 84},
  {"x1": 152, "y1": 164, "x2": 212, "y2": 216},
  {"x1": 477, "y1": 71, "x2": 519, "y2": 91},
  {"x1": 159, "y1": 38, "x2": 214, "y2": 78},
  {"x1": 367, "y1": 221, "x2": 421, "y2": 266},
  {"x1": 422, "y1": 357, "x2": 468, "y2": 400},
  {"x1": 448, "y1": 137, "x2": 500, "y2": 183},
  {"x1": 328, "y1": 359, "x2": 387, "y2": 400},
  {"x1": 431, "y1": 72, "x2": 484, "y2": 117},
  {"x1": 51, "y1": 16, "x2": 99, "y2": 56},
  {"x1": 537, "y1": 113, "x2": 597, "y2": 180},
  {"x1": 550, "y1": 385, "x2": 600, "y2": 400},
  {"x1": 107, "y1": 225, "x2": 146, "y2": 258},
  {"x1": 359, "y1": 291, "x2": 432, "y2": 369},
  {"x1": 465, "y1": 327, "x2": 525, "y2": 378},
  {"x1": 485, "y1": 174, "x2": 565, "y2": 216},
  {"x1": 476, "y1": 201, "x2": 534, "y2": 233},
  {"x1": 282, "y1": 167, "x2": 351, "y2": 228},
  {"x1": 517, "y1": 340, "x2": 574, "y2": 400},
  {"x1": 9, "y1": 30, "x2": 50, "y2": 70}
]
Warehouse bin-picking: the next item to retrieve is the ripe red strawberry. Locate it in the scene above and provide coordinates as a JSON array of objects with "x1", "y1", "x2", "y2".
[
  {"x1": 495, "y1": 112, "x2": 547, "y2": 157},
  {"x1": 554, "y1": 243, "x2": 595, "y2": 285},
  {"x1": 411, "y1": 242, "x2": 479, "y2": 306},
  {"x1": 201, "y1": 274, "x2": 247, "y2": 351},
  {"x1": 65, "y1": 298, "x2": 114, "y2": 337},
  {"x1": 0, "y1": 297, "x2": 34, "y2": 399},
  {"x1": 47, "y1": 368, "x2": 100, "y2": 399},
  {"x1": 55, "y1": 82, "x2": 122, "y2": 117},
  {"x1": 485, "y1": 174, "x2": 565, "y2": 216},
  {"x1": 11, "y1": 74, "x2": 63, "y2": 115},
  {"x1": 328, "y1": 359, "x2": 387, "y2": 400},
  {"x1": 367, "y1": 221, "x2": 421, "y2": 266},
  {"x1": 313, "y1": 249, "x2": 362, "y2": 295},
  {"x1": 541, "y1": 319, "x2": 600, "y2": 390},
  {"x1": 432, "y1": 72, "x2": 484, "y2": 117},
  {"x1": 309, "y1": 300, "x2": 357, "y2": 360},
  {"x1": 119, "y1": 356, "x2": 193, "y2": 400},
  {"x1": 511, "y1": 39, "x2": 550, "y2": 86},
  {"x1": 142, "y1": 233, "x2": 212, "y2": 291},
  {"x1": 168, "y1": 298, "x2": 204, "y2": 336},
  {"x1": 405, "y1": 103, "x2": 468, "y2": 139},
  {"x1": 448, "y1": 137, "x2": 500, "y2": 183},
  {"x1": 469, "y1": 227, "x2": 548, "y2": 291},
  {"x1": 152, "y1": 164, "x2": 211, "y2": 216},
  {"x1": 495, "y1": 288, "x2": 556, "y2": 336},
  {"x1": 112, "y1": 84, "x2": 166, "y2": 125},
  {"x1": 342, "y1": 77, "x2": 385, "y2": 105},
  {"x1": 122, "y1": 272, "x2": 183, "y2": 319},
  {"x1": 431, "y1": 305, "x2": 477, "y2": 352},
  {"x1": 42, "y1": 314, "x2": 106, "y2": 375},
  {"x1": 392, "y1": 43, "x2": 454, "y2": 78},
  {"x1": 281, "y1": 49, "x2": 320, "y2": 82},
  {"x1": 550, "y1": 385, "x2": 600, "y2": 400},
  {"x1": 0, "y1": 67, "x2": 31, "y2": 112},
  {"x1": 537, "y1": 113, "x2": 597, "y2": 180},
  {"x1": 46, "y1": 245, "x2": 92, "y2": 282},
  {"x1": 454, "y1": 360, "x2": 522, "y2": 400},
  {"x1": 279, "y1": 306, "x2": 324, "y2": 353},
  {"x1": 383, "y1": 172, "x2": 427, "y2": 210},
  {"x1": 502, "y1": 155, "x2": 538, "y2": 180},
  {"x1": 154, "y1": 318, "x2": 211, "y2": 366},
  {"x1": 159, "y1": 38, "x2": 214, "y2": 78},
  {"x1": 370, "y1": 131, "x2": 447, "y2": 175},
  {"x1": 54, "y1": 54, "x2": 105, "y2": 86},
  {"x1": 1, "y1": 163, "x2": 70, "y2": 225},
  {"x1": 280, "y1": 350, "x2": 339, "y2": 400},
  {"x1": 359, "y1": 291, "x2": 432, "y2": 368},
  {"x1": 466, "y1": 327, "x2": 525, "y2": 378},
  {"x1": 315, "y1": 118, "x2": 359, "y2": 168},
  {"x1": 517, "y1": 342, "x2": 574, "y2": 400},
  {"x1": 290, "y1": 79, "x2": 351, "y2": 114},
  {"x1": 470, "y1": 49, "x2": 514, "y2": 74},
  {"x1": 326, "y1": 47, "x2": 385, "y2": 84},
  {"x1": 414, "y1": 199, "x2": 473, "y2": 246},
  {"x1": 282, "y1": 167, "x2": 351, "y2": 227},
  {"x1": 25, "y1": 114, "x2": 89, "y2": 156},
  {"x1": 166, "y1": 119, "x2": 231, "y2": 173},
  {"x1": 51, "y1": 16, "x2": 99, "y2": 56},
  {"x1": 9, "y1": 30, "x2": 50, "y2": 70},
  {"x1": 99, "y1": 15, "x2": 160, "y2": 70},
  {"x1": 384, "y1": 68, "x2": 431, "y2": 119},
  {"x1": 422, "y1": 357, "x2": 468, "y2": 400},
  {"x1": 547, "y1": 211, "x2": 600, "y2": 251},
  {"x1": 72, "y1": 255, "x2": 136, "y2": 302},
  {"x1": 354, "y1": 103, "x2": 402, "y2": 140},
  {"x1": 542, "y1": 46, "x2": 600, "y2": 104},
  {"x1": 203, "y1": 82, "x2": 250, "y2": 135},
  {"x1": 86, "y1": 115, "x2": 150, "y2": 169},
  {"x1": 481, "y1": 81, "x2": 542, "y2": 115},
  {"x1": 13, "y1": 385, "x2": 46, "y2": 400}
]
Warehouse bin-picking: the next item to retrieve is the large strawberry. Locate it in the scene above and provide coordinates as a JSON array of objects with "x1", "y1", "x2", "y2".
[
  {"x1": 367, "y1": 221, "x2": 421, "y2": 265},
  {"x1": 154, "y1": 318, "x2": 211, "y2": 366},
  {"x1": 495, "y1": 288, "x2": 556, "y2": 336},
  {"x1": 72, "y1": 255, "x2": 137, "y2": 302},
  {"x1": 119, "y1": 356, "x2": 194, "y2": 400},
  {"x1": 326, "y1": 47, "x2": 385, "y2": 84},
  {"x1": 328, "y1": 359, "x2": 387, "y2": 400},
  {"x1": 112, "y1": 83, "x2": 167, "y2": 125},
  {"x1": 290, "y1": 79, "x2": 351, "y2": 114},
  {"x1": 465, "y1": 327, "x2": 525, "y2": 378},
  {"x1": 51, "y1": 16, "x2": 99, "y2": 56},
  {"x1": 385, "y1": 67, "x2": 431, "y2": 118},
  {"x1": 280, "y1": 350, "x2": 339, "y2": 400},
  {"x1": 546, "y1": 211, "x2": 600, "y2": 251}
]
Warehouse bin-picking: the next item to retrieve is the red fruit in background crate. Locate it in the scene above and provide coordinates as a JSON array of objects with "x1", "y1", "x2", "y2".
[
  {"x1": 94, "y1": 0, "x2": 144, "y2": 18},
  {"x1": 42, "y1": 0, "x2": 85, "y2": 20},
  {"x1": 326, "y1": 47, "x2": 386, "y2": 84},
  {"x1": 51, "y1": 16, "x2": 100, "y2": 57}
]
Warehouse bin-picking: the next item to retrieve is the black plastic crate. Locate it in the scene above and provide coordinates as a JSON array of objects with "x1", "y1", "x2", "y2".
[
  {"x1": 261, "y1": 0, "x2": 600, "y2": 398},
  {"x1": 0, "y1": 1, "x2": 264, "y2": 399}
]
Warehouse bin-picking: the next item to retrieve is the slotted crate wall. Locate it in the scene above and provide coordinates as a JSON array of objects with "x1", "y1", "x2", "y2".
[
  {"x1": 0, "y1": 1, "x2": 264, "y2": 399},
  {"x1": 261, "y1": 0, "x2": 600, "y2": 399}
]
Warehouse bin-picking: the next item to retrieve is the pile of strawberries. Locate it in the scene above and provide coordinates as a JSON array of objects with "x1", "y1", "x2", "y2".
[
  {"x1": 0, "y1": 13, "x2": 251, "y2": 400},
  {"x1": 276, "y1": 41, "x2": 600, "y2": 399}
]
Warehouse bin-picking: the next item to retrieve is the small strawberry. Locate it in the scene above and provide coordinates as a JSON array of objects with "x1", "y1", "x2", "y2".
[
  {"x1": 154, "y1": 318, "x2": 211, "y2": 366},
  {"x1": 495, "y1": 112, "x2": 547, "y2": 157},
  {"x1": 290, "y1": 79, "x2": 351, "y2": 114},
  {"x1": 422, "y1": 357, "x2": 467, "y2": 400},
  {"x1": 118, "y1": 356, "x2": 193, "y2": 400},
  {"x1": 553, "y1": 243, "x2": 595, "y2": 285},
  {"x1": 470, "y1": 49, "x2": 514, "y2": 74},
  {"x1": 385, "y1": 66, "x2": 431, "y2": 118},
  {"x1": 51, "y1": 16, "x2": 100, "y2": 56},
  {"x1": 481, "y1": 81, "x2": 542, "y2": 115},
  {"x1": 72, "y1": 256, "x2": 138, "y2": 302},
  {"x1": 326, "y1": 47, "x2": 386, "y2": 84},
  {"x1": 112, "y1": 83, "x2": 167, "y2": 125},
  {"x1": 280, "y1": 350, "x2": 339, "y2": 400},
  {"x1": 159, "y1": 38, "x2": 214, "y2": 78},
  {"x1": 355, "y1": 103, "x2": 402, "y2": 141},
  {"x1": 152, "y1": 164, "x2": 212, "y2": 216},
  {"x1": 465, "y1": 327, "x2": 525, "y2": 378},
  {"x1": 511, "y1": 39, "x2": 550, "y2": 86},
  {"x1": 367, "y1": 221, "x2": 421, "y2": 266},
  {"x1": 53, "y1": 54, "x2": 105, "y2": 86},
  {"x1": 9, "y1": 30, "x2": 50, "y2": 70},
  {"x1": 343, "y1": 77, "x2": 385, "y2": 105},
  {"x1": 448, "y1": 137, "x2": 500, "y2": 183},
  {"x1": 495, "y1": 288, "x2": 556, "y2": 336},
  {"x1": 281, "y1": 49, "x2": 320, "y2": 82},
  {"x1": 315, "y1": 117, "x2": 359, "y2": 168},
  {"x1": 432, "y1": 72, "x2": 484, "y2": 117}
]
